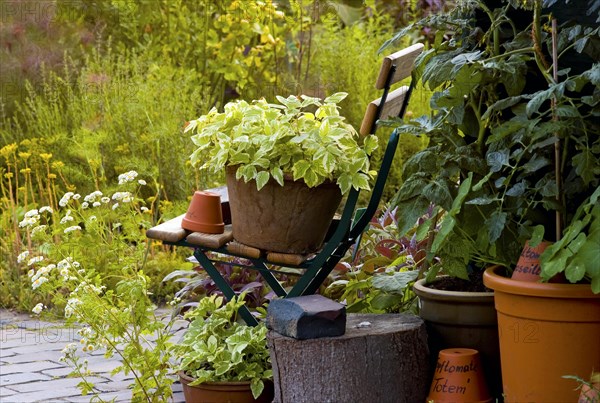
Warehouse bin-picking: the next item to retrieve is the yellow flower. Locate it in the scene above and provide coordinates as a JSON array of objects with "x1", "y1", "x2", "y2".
[
  {"x1": 18, "y1": 152, "x2": 31, "y2": 160},
  {"x1": 0, "y1": 143, "x2": 17, "y2": 158},
  {"x1": 51, "y1": 161, "x2": 65, "y2": 169},
  {"x1": 40, "y1": 153, "x2": 53, "y2": 161},
  {"x1": 47, "y1": 173, "x2": 57, "y2": 179},
  {"x1": 3, "y1": 172, "x2": 14, "y2": 179},
  {"x1": 19, "y1": 168, "x2": 32, "y2": 174}
]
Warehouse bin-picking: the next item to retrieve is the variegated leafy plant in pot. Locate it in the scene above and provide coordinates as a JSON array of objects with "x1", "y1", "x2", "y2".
[{"x1": 185, "y1": 93, "x2": 378, "y2": 254}]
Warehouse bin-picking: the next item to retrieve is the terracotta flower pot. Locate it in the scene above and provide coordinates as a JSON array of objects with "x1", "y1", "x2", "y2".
[
  {"x1": 178, "y1": 371, "x2": 274, "y2": 403},
  {"x1": 225, "y1": 166, "x2": 342, "y2": 254},
  {"x1": 511, "y1": 240, "x2": 551, "y2": 282},
  {"x1": 181, "y1": 191, "x2": 225, "y2": 234},
  {"x1": 413, "y1": 275, "x2": 502, "y2": 401},
  {"x1": 484, "y1": 265, "x2": 600, "y2": 403},
  {"x1": 427, "y1": 348, "x2": 492, "y2": 403}
]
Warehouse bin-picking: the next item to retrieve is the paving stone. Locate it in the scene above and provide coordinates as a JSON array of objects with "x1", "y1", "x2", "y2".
[
  {"x1": 3, "y1": 386, "x2": 83, "y2": 402},
  {"x1": 0, "y1": 350, "x2": 16, "y2": 358},
  {"x1": 0, "y1": 372, "x2": 51, "y2": 386},
  {"x1": 0, "y1": 360, "x2": 64, "y2": 375},
  {"x1": 8, "y1": 376, "x2": 106, "y2": 393},
  {"x1": 41, "y1": 366, "x2": 77, "y2": 378},
  {"x1": 93, "y1": 379, "x2": 134, "y2": 393},
  {"x1": 266, "y1": 294, "x2": 346, "y2": 339},
  {"x1": 2, "y1": 342, "x2": 66, "y2": 355},
  {"x1": 0, "y1": 386, "x2": 18, "y2": 396},
  {"x1": 3, "y1": 350, "x2": 64, "y2": 364}
]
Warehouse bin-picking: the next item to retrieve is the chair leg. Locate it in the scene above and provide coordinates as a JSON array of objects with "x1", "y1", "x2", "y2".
[
  {"x1": 249, "y1": 259, "x2": 288, "y2": 298},
  {"x1": 193, "y1": 249, "x2": 259, "y2": 326}
]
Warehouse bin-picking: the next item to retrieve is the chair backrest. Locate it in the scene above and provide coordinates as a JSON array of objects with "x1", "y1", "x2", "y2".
[
  {"x1": 360, "y1": 43, "x2": 424, "y2": 136},
  {"x1": 349, "y1": 43, "x2": 424, "y2": 239}
]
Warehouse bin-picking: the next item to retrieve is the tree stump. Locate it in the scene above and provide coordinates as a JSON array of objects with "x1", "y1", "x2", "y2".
[{"x1": 267, "y1": 313, "x2": 429, "y2": 403}]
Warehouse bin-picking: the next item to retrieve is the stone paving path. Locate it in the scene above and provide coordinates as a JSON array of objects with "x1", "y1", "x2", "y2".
[{"x1": 0, "y1": 309, "x2": 185, "y2": 402}]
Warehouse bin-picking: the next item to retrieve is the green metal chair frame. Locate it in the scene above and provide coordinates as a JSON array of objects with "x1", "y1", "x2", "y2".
[{"x1": 166, "y1": 44, "x2": 424, "y2": 326}]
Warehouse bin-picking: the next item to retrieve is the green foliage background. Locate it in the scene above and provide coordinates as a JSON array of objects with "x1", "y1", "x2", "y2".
[{"x1": 1, "y1": 0, "x2": 434, "y2": 310}]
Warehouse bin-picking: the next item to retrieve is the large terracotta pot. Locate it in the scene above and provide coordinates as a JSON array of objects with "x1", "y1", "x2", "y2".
[
  {"x1": 483, "y1": 265, "x2": 600, "y2": 403},
  {"x1": 413, "y1": 275, "x2": 502, "y2": 401},
  {"x1": 178, "y1": 371, "x2": 274, "y2": 403},
  {"x1": 225, "y1": 166, "x2": 342, "y2": 254}
]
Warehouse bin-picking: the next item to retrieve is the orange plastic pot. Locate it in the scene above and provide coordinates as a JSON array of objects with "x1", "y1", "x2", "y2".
[
  {"x1": 178, "y1": 372, "x2": 274, "y2": 403},
  {"x1": 483, "y1": 266, "x2": 600, "y2": 403}
]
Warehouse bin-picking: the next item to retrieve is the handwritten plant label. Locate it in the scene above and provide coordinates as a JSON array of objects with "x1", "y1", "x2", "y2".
[
  {"x1": 430, "y1": 358, "x2": 478, "y2": 396},
  {"x1": 511, "y1": 240, "x2": 551, "y2": 282}
]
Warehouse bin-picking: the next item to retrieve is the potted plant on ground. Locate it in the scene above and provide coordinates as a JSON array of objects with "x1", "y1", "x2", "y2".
[
  {"x1": 384, "y1": 0, "x2": 599, "y2": 401},
  {"x1": 184, "y1": 92, "x2": 378, "y2": 254},
  {"x1": 171, "y1": 294, "x2": 274, "y2": 403}
]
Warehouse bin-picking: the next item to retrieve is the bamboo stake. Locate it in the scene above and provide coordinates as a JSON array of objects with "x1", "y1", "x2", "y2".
[{"x1": 551, "y1": 18, "x2": 562, "y2": 241}]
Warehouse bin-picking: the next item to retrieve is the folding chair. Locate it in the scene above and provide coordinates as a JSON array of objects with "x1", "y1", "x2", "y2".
[{"x1": 147, "y1": 44, "x2": 424, "y2": 326}]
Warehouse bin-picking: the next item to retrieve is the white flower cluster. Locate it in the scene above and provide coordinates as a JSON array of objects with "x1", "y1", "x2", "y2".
[
  {"x1": 84, "y1": 190, "x2": 103, "y2": 203},
  {"x1": 27, "y1": 256, "x2": 44, "y2": 266},
  {"x1": 118, "y1": 170, "x2": 138, "y2": 185},
  {"x1": 63, "y1": 225, "x2": 82, "y2": 234},
  {"x1": 31, "y1": 263, "x2": 55, "y2": 289},
  {"x1": 17, "y1": 250, "x2": 30, "y2": 263},
  {"x1": 112, "y1": 191, "x2": 133, "y2": 203},
  {"x1": 60, "y1": 210, "x2": 74, "y2": 224},
  {"x1": 39, "y1": 206, "x2": 53, "y2": 214},
  {"x1": 32, "y1": 303, "x2": 45, "y2": 314},
  {"x1": 59, "y1": 192, "x2": 75, "y2": 207},
  {"x1": 19, "y1": 209, "x2": 40, "y2": 228},
  {"x1": 64, "y1": 297, "x2": 81, "y2": 318},
  {"x1": 59, "y1": 342, "x2": 78, "y2": 362}
]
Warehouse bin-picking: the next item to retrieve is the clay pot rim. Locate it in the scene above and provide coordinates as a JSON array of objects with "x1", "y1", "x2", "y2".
[
  {"x1": 413, "y1": 272, "x2": 496, "y2": 303},
  {"x1": 484, "y1": 265, "x2": 598, "y2": 298}
]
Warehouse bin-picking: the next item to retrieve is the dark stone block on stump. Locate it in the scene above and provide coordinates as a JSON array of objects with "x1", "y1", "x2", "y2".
[{"x1": 266, "y1": 295, "x2": 346, "y2": 340}]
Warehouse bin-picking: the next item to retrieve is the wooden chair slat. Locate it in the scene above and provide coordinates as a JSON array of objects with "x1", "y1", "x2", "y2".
[
  {"x1": 186, "y1": 225, "x2": 233, "y2": 248},
  {"x1": 226, "y1": 241, "x2": 262, "y2": 259},
  {"x1": 146, "y1": 214, "x2": 188, "y2": 242},
  {"x1": 359, "y1": 86, "x2": 409, "y2": 136},
  {"x1": 375, "y1": 43, "x2": 424, "y2": 90},
  {"x1": 266, "y1": 251, "x2": 308, "y2": 266}
]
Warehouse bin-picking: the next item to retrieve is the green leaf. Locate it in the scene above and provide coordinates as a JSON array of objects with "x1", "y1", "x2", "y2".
[
  {"x1": 565, "y1": 256, "x2": 586, "y2": 283},
  {"x1": 370, "y1": 293, "x2": 403, "y2": 311},
  {"x1": 486, "y1": 210, "x2": 507, "y2": 243},
  {"x1": 487, "y1": 151, "x2": 510, "y2": 173},
  {"x1": 250, "y1": 379, "x2": 264, "y2": 399},
  {"x1": 292, "y1": 160, "x2": 310, "y2": 180},
  {"x1": 431, "y1": 216, "x2": 455, "y2": 254},
  {"x1": 526, "y1": 88, "x2": 554, "y2": 117},
  {"x1": 324, "y1": 92, "x2": 348, "y2": 104},
  {"x1": 270, "y1": 167, "x2": 284, "y2": 186},
  {"x1": 529, "y1": 225, "x2": 545, "y2": 247},
  {"x1": 255, "y1": 171, "x2": 270, "y2": 190},
  {"x1": 506, "y1": 181, "x2": 526, "y2": 197},
  {"x1": 572, "y1": 150, "x2": 597, "y2": 185},
  {"x1": 372, "y1": 271, "x2": 419, "y2": 293}
]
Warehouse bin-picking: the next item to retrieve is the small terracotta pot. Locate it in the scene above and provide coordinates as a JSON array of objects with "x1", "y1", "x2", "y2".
[
  {"x1": 511, "y1": 240, "x2": 551, "y2": 282},
  {"x1": 181, "y1": 191, "x2": 225, "y2": 234},
  {"x1": 427, "y1": 348, "x2": 492, "y2": 403},
  {"x1": 178, "y1": 371, "x2": 274, "y2": 403}
]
